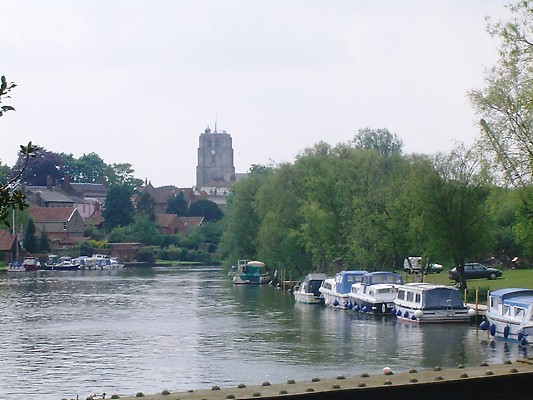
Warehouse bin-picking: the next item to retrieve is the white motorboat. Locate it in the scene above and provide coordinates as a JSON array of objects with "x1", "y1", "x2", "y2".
[
  {"x1": 294, "y1": 273, "x2": 327, "y2": 304},
  {"x1": 393, "y1": 283, "x2": 475, "y2": 323},
  {"x1": 480, "y1": 288, "x2": 533, "y2": 345},
  {"x1": 319, "y1": 270, "x2": 367, "y2": 309},
  {"x1": 349, "y1": 271, "x2": 403, "y2": 314}
]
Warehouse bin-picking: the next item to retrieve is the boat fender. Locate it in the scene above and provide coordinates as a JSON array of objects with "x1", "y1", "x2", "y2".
[
  {"x1": 362, "y1": 306, "x2": 368, "y2": 313},
  {"x1": 411, "y1": 314, "x2": 417, "y2": 321},
  {"x1": 396, "y1": 310, "x2": 402, "y2": 317},
  {"x1": 346, "y1": 302, "x2": 353, "y2": 309},
  {"x1": 503, "y1": 325, "x2": 510, "y2": 339},
  {"x1": 353, "y1": 304, "x2": 360, "y2": 312},
  {"x1": 381, "y1": 304, "x2": 386, "y2": 313},
  {"x1": 391, "y1": 308, "x2": 396, "y2": 315},
  {"x1": 467, "y1": 308, "x2": 477, "y2": 317},
  {"x1": 489, "y1": 323, "x2": 496, "y2": 336},
  {"x1": 517, "y1": 331, "x2": 524, "y2": 342},
  {"x1": 414, "y1": 310, "x2": 423, "y2": 319},
  {"x1": 479, "y1": 320, "x2": 489, "y2": 331},
  {"x1": 403, "y1": 311, "x2": 409, "y2": 318},
  {"x1": 333, "y1": 299, "x2": 339, "y2": 307},
  {"x1": 520, "y1": 337, "x2": 528, "y2": 346}
]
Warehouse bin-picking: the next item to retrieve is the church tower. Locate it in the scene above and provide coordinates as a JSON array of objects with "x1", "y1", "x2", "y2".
[{"x1": 196, "y1": 126, "x2": 235, "y2": 188}]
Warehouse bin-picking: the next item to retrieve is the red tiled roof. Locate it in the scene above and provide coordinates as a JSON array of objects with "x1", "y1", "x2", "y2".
[
  {"x1": 28, "y1": 206, "x2": 77, "y2": 222},
  {"x1": 155, "y1": 213, "x2": 179, "y2": 228},
  {"x1": 0, "y1": 230, "x2": 16, "y2": 251}
]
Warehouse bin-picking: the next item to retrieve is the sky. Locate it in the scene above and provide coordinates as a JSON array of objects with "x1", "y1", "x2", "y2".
[{"x1": 1, "y1": 0, "x2": 513, "y2": 188}]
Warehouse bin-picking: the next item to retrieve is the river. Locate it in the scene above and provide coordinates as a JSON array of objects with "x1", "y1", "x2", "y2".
[{"x1": 0, "y1": 266, "x2": 528, "y2": 399}]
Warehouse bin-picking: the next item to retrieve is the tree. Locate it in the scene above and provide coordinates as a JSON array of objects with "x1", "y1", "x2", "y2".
[
  {"x1": 166, "y1": 192, "x2": 189, "y2": 215},
  {"x1": 11, "y1": 147, "x2": 65, "y2": 186},
  {"x1": 350, "y1": 127, "x2": 403, "y2": 157},
  {"x1": 38, "y1": 229, "x2": 50, "y2": 253},
  {"x1": 470, "y1": 1, "x2": 533, "y2": 185},
  {"x1": 136, "y1": 192, "x2": 156, "y2": 221},
  {"x1": 421, "y1": 144, "x2": 493, "y2": 290},
  {"x1": 23, "y1": 218, "x2": 38, "y2": 253},
  {"x1": 106, "y1": 163, "x2": 143, "y2": 188},
  {"x1": 0, "y1": 75, "x2": 37, "y2": 225},
  {"x1": 63, "y1": 152, "x2": 107, "y2": 183},
  {"x1": 102, "y1": 184, "x2": 134, "y2": 230},
  {"x1": 190, "y1": 199, "x2": 223, "y2": 222}
]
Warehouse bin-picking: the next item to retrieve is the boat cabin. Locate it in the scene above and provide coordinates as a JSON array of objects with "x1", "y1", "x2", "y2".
[{"x1": 334, "y1": 270, "x2": 367, "y2": 293}]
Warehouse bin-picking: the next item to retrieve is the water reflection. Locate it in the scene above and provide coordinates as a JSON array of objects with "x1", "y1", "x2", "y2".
[{"x1": 0, "y1": 268, "x2": 528, "y2": 400}]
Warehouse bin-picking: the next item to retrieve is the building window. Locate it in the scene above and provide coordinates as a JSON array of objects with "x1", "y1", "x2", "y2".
[{"x1": 63, "y1": 222, "x2": 67, "y2": 230}]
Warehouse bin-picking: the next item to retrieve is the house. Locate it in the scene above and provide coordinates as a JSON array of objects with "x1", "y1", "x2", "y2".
[
  {"x1": 27, "y1": 206, "x2": 85, "y2": 247},
  {"x1": 176, "y1": 216, "x2": 204, "y2": 235},
  {"x1": 24, "y1": 175, "x2": 105, "y2": 218},
  {"x1": 139, "y1": 183, "x2": 196, "y2": 213},
  {"x1": 155, "y1": 213, "x2": 182, "y2": 235},
  {"x1": 155, "y1": 213, "x2": 204, "y2": 235},
  {"x1": 0, "y1": 230, "x2": 19, "y2": 263}
]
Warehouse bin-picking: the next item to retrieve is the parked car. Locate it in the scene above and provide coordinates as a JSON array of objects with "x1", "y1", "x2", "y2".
[
  {"x1": 403, "y1": 257, "x2": 443, "y2": 274},
  {"x1": 448, "y1": 262, "x2": 502, "y2": 281}
]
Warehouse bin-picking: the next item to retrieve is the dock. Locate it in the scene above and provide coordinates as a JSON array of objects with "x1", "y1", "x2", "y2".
[{"x1": 110, "y1": 358, "x2": 532, "y2": 400}]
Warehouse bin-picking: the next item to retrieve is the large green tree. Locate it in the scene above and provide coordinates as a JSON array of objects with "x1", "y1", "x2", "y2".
[
  {"x1": 23, "y1": 218, "x2": 38, "y2": 253},
  {"x1": 166, "y1": 192, "x2": 189, "y2": 215},
  {"x1": 421, "y1": 144, "x2": 493, "y2": 290},
  {"x1": 190, "y1": 199, "x2": 223, "y2": 222},
  {"x1": 470, "y1": 1, "x2": 533, "y2": 186},
  {"x1": 102, "y1": 184, "x2": 135, "y2": 230}
]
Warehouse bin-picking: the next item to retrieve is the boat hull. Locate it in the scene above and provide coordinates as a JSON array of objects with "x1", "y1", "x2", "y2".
[{"x1": 294, "y1": 291, "x2": 323, "y2": 304}]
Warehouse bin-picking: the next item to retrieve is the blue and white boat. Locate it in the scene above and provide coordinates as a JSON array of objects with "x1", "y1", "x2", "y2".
[
  {"x1": 319, "y1": 270, "x2": 367, "y2": 309},
  {"x1": 393, "y1": 283, "x2": 475, "y2": 323},
  {"x1": 294, "y1": 273, "x2": 327, "y2": 304},
  {"x1": 349, "y1": 271, "x2": 403, "y2": 314},
  {"x1": 481, "y1": 288, "x2": 533, "y2": 345}
]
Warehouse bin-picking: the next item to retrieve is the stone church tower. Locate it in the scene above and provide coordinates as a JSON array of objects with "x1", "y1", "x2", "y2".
[{"x1": 196, "y1": 126, "x2": 235, "y2": 188}]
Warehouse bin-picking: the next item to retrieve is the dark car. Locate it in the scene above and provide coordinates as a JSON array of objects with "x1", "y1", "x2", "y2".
[{"x1": 448, "y1": 262, "x2": 502, "y2": 281}]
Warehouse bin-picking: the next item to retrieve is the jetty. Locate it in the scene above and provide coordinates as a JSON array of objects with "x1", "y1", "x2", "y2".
[{"x1": 111, "y1": 358, "x2": 532, "y2": 400}]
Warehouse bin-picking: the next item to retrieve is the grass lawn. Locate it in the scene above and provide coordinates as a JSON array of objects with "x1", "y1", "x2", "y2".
[{"x1": 420, "y1": 268, "x2": 533, "y2": 290}]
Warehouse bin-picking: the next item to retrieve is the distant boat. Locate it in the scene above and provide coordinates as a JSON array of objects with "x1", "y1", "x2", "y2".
[
  {"x1": 393, "y1": 283, "x2": 475, "y2": 323},
  {"x1": 293, "y1": 273, "x2": 327, "y2": 304},
  {"x1": 42, "y1": 255, "x2": 79, "y2": 271},
  {"x1": 21, "y1": 257, "x2": 41, "y2": 271},
  {"x1": 319, "y1": 270, "x2": 367, "y2": 309},
  {"x1": 481, "y1": 288, "x2": 533, "y2": 345},
  {"x1": 349, "y1": 271, "x2": 403, "y2": 314},
  {"x1": 232, "y1": 260, "x2": 270, "y2": 284}
]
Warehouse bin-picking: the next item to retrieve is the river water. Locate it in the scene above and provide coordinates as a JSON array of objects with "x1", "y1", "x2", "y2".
[{"x1": 0, "y1": 266, "x2": 528, "y2": 399}]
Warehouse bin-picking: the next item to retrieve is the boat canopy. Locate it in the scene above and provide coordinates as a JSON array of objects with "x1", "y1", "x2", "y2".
[
  {"x1": 423, "y1": 287, "x2": 464, "y2": 309},
  {"x1": 335, "y1": 270, "x2": 367, "y2": 293}
]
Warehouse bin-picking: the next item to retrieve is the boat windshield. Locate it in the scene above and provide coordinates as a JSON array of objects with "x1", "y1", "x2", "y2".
[{"x1": 424, "y1": 288, "x2": 464, "y2": 309}]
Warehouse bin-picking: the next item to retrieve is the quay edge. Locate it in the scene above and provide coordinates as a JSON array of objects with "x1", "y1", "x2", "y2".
[{"x1": 106, "y1": 358, "x2": 533, "y2": 400}]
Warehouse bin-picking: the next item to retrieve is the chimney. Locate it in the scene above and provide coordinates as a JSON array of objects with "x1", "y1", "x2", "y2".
[{"x1": 46, "y1": 176, "x2": 53, "y2": 191}]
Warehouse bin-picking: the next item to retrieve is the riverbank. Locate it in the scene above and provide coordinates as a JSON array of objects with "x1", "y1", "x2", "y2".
[{"x1": 110, "y1": 358, "x2": 533, "y2": 400}]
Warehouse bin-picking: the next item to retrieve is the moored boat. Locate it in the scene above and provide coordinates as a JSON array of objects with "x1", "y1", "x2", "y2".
[
  {"x1": 349, "y1": 271, "x2": 403, "y2": 314},
  {"x1": 42, "y1": 255, "x2": 80, "y2": 271},
  {"x1": 393, "y1": 283, "x2": 475, "y2": 323},
  {"x1": 480, "y1": 288, "x2": 533, "y2": 345},
  {"x1": 294, "y1": 273, "x2": 327, "y2": 304},
  {"x1": 232, "y1": 260, "x2": 270, "y2": 284},
  {"x1": 319, "y1": 270, "x2": 367, "y2": 309},
  {"x1": 21, "y1": 257, "x2": 41, "y2": 271}
]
